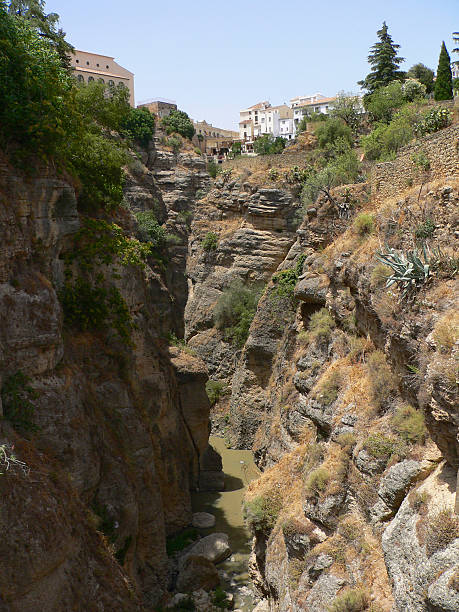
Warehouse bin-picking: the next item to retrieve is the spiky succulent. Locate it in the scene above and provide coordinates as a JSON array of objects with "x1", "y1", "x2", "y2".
[{"x1": 376, "y1": 246, "x2": 431, "y2": 297}]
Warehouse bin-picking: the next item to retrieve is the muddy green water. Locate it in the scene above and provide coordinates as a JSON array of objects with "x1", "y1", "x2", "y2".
[{"x1": 191, "y1": 436, "x2": 260, "y2": 611}]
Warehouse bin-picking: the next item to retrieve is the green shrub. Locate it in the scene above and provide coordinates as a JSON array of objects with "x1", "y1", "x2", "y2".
[
  {"x1": 315, "y1": 118, "x2": 353, "y2": 149},
  {"x1": 211, "y1": 586, "x2": 231, "y2": 610},
  {"x1": 328, "y1": 588, "x2": 369, "y2": 612},
  {"x1": 206, "y1": 380, "x2": 229, "y2": 406},
  {"x1": 363, "y1": 433, "x2": 403, "y2": 462},
  {"x1": 411, "y1": 151, "x2": 431, "y2": 172},
  {"x1": 201, "y1": 231, "x2": 219, "y2": 251},
  {"x1": 244, "y1": 493, "x2": 282, "y2": 533},
  {"x1": 414, "y1": 107, "x2": 452, "y2": 136},
  {"x1": 207, "y1": 161, "x2": 218, "y2": 178},
  {"x1": 59, "y1": 277, "x2": 134, "y2": 344},
  {"x1": 392, "y1": 404, "x2": 427, "y2": 444},
  {"x1": 425, "y1": 509, "x2": 459, "y2": 556},
  {"x1": 304, "y1": 467, "x2": 330, "y2": 496},
  {"x1": 194, "y1": 147, "x2": 202, "y2": 155},
  {"x1": 402, "y1": 79, "x2": 426, "y2": 102},
  {"x1": 161, "y1": 110, "x2": 195, "y2": 139},
  {"x1": 214, "y1": 281, "x2": 262, "y2": 347},
  {"x1": 74, "y1": 81, "x2": 130, "y2": 132},
  {"x1": 165, "y1": 135, "x2": 182, "y2": 153},
  {"x1": 307, "y1": 308, "x2": 335, "y2": 342},
  {"x1": 353, "y1": 213, "x2": 374, "y2": 236},
  {"x1": 253, "y1": 134, "x2": 286, "y2": 155},
  {"x1": 69, "y1": 131, "x2": 128, "y2": 212},
  {"x1": 166, "y1": 528, "x2": 199, "y2": 555},
  {"x1": 121, "y1": 106, "x2": 155, "y2": 146},
  {"x1": 364, "y1": 81, "x2": 405, "y2": 123},
  {"x1": 135, "y1": 211, "x2": 167, "y2": 247},
  {"x1": 271, "y1": 255, "x2": 307, "y2": 300},
  {"x1": 1, "y1": 371, "x2": 38, "y2": 432},
  {"x1": 366, "y1": 350, "x2": 397, "y2": 410}
]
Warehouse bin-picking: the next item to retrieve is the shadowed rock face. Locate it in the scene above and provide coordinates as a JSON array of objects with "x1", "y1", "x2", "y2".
[{"x1": 0, "y1": 147, "x2": 213, "y2": 609}]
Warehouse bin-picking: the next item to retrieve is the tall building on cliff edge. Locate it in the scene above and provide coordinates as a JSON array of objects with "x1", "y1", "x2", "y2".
[{"x1": 70, "y1": 50, "x2": 135, "y2": 106}]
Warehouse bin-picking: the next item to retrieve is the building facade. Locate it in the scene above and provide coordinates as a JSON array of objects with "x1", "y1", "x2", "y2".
[
  {"x1": 291, "y1": 94, "x2": 337, "y2": 129},
  {"x1": 452, "y1": 32, "x2": 459, "y2": 81},
  {"x1": 137, "y1": 99, "x2": 177, "y2": 118},
  {"x1": 70, "y1": 50, "x2": 135, "y2": 106},
  {"x1": 193, "y1": 120, "x2": 239, "y2": 160},
  {"x1": 239, "y1": 102, "x2": 295, "y2": 148}
]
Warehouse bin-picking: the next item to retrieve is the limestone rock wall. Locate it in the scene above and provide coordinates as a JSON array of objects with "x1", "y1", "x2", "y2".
[{"x1": 0, "y1": 147, "x2": 212, "y2": 610}]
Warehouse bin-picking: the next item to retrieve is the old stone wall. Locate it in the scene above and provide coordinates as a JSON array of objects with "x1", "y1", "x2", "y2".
[
  {"x1": 221, "y1": 150, "x2": 311, "y2": 172},
  {"x1": 370, "y1": 123, "x2": 459, "y2": 202}
]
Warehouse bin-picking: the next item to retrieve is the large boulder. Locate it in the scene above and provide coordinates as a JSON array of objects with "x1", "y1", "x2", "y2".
[
  {"x1": 176, "y1": 555, "x2": 219, "y2": 593},
  {"x1": 192, "y1": 512, "x2": 216, "y2": 529},
  {"x1": 185, "y1": 533, "x2": 232, "y2": 564}
]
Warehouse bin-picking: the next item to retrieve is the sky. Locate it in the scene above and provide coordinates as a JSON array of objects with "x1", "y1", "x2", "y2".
[{"x1": 49, "y1": 0, "x2": 458, "y2": 130}]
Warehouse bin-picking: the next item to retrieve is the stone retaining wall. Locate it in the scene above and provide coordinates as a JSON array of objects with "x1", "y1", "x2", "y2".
[
  {"x1": 369, "y1": 124, "x2": 459, "y2": 201},
  {"x1": 222, "y1": 150, "x2": 311, "y2": 172}
]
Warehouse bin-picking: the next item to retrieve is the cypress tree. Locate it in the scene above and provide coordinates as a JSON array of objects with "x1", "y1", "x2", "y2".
[
  {"x1": 358, "y1": 22, "x2": 405, "y2": 93},
  {"x1": 434, "y1": 42, "x2": 453, "y2": 101}
]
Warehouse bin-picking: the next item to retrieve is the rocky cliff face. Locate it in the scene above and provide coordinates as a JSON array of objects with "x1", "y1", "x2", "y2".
[
  {"x1": 181, "y1": 145, "x2": 458, "y2": 610},
  {"x1": 0, "y1": 146, "x2": 213, "y2": 610}
]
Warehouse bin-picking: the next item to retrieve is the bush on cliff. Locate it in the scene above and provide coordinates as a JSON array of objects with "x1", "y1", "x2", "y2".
[
  {"x1": 161, "y1": 110, "x2": 195, "y2": 140},
  {"x1": 214, "y1": 281, "x2": 262, "y2": 347}
]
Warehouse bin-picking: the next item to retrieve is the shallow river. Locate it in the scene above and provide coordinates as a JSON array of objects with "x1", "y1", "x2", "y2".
[{"x1": 191, "y1": 436, "x2": 260, "y2": 611}]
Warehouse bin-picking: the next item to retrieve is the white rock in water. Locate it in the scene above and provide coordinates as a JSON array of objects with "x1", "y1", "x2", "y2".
[{"x1": 192, "y1": 511, "x2": 216, "y2": 529}]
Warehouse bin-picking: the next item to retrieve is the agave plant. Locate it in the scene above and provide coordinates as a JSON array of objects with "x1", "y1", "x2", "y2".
[{"x1": 376, "y1": 245, "x2": 431, "y2": 298}]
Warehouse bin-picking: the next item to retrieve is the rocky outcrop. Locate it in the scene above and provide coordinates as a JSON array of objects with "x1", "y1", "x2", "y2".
[{"x1": 0, "y1": 146, "x2": 214, "y2": 609}]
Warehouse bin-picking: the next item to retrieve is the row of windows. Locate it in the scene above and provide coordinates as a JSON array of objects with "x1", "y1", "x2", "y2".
[
  {"x1": 75, "y1": 59, "x2": 110, "y2": 69},
  {"x1": 76, "y1": 74, "x2": 126, "y2": 88}
]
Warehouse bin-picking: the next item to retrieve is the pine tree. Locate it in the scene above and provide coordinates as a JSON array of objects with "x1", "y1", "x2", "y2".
[
  {"x1": 358, "y1": 22, "x2": 405, "y2": 93},
  {"x1": 434, "y1": 42, "x2": 453, "y2": 100}
]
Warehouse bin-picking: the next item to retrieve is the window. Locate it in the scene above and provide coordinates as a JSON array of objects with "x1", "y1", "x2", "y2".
[
  {"x1": 77, "y1": 74, "x2": 84, "y2": 82},
  {"x1": 76, "y1": 59, "x2": 79, "y2": 64},
  {"x1": 261, "y1": 118, "x2": 265, "y2": 122},
  {"x1": 106, "y1": 65, "x2": 109, "y2": 69},
  {"x1": 244, "y1": 132, "x2": 247, "y2": 138},
  {"x1": 86, "y1": 61, "x2": 89, "y2": 65},
  {"x1": 98, "y1": 78, "x2": 105, "y2": 83},
  {"x1": 96, "y1": 63, "x2": 99, "y2": 67},
  {"x1": 108, "y1": 80, "x2": 115, "y2": 86},
  {"x1": 244, "y1": 124, "x2": 246, "y2": 129},
  {"x1": 88, "y1": 76, "x2": 94, "y2": 82}
]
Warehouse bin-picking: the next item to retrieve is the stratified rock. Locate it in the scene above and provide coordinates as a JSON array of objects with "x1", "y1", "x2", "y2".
[
  {"x1": 176, "y1": 555, "x2": 219, "y2": 593},
  {"x1": 192, "y1": 512, "x2": 216, "y2": 529},
  {"x1": 294, "y1": 273, "x2": 329, "y2": 304}
]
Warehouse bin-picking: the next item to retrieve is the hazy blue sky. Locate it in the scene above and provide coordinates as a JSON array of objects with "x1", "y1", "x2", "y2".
[{"x1": 49, "y1": 0, "x2": 458, "y2": 129}]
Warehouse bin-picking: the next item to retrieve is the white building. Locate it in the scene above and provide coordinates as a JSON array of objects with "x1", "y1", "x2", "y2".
[
  {"x1": 239, "y1": 101, "x2": 271, "y2": 142},
  {"x1": 239, "y1": 101, "x2": 294, "y2": 148},
  {"x1": 291, "y1": 94, "x2": 337, "y2": 130},
  {"x1": 452, "y1": 32, "x2": 459, "y2": 81}
]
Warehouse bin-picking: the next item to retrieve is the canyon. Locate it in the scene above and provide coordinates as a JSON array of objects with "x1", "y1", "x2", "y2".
[{"x1": 0, "y1": 123, "x2": 458, "y2": 612}]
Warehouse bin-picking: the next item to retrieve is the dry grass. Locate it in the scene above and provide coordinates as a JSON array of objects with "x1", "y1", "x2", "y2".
[{"x1": 432, "y1": 311, "x2": 459, "y2": 354}]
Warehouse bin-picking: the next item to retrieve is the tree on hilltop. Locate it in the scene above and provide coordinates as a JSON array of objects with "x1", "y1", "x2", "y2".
[
  {"x1": 407, "y1": 63, "x2": 435, "y2": 94},
  {"x1": 434, "y1": 42, "x2": 453, "y2": 100},
  {"x1": 358, "y1": 22, "x2": 405, "y2": 93},
  {"x1": 7, "y1": 0, "x2": 74, "y2": 68}
]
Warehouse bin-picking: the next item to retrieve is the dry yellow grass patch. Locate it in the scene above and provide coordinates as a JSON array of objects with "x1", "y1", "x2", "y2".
[{"x1": 432, "y1": 310, "x2": 459, "y2": 353}]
